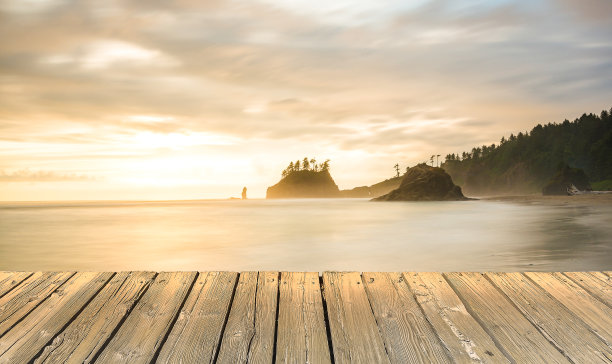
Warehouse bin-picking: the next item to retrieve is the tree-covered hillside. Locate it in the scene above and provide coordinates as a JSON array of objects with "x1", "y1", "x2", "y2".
[{"x1": 442, "y1": 108, "x2": 612, "y2": 194}]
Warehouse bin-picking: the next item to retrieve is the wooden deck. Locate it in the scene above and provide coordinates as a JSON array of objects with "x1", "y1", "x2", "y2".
[{"x1": 0, "y1": 271, "x2": 610, "y2": 363}]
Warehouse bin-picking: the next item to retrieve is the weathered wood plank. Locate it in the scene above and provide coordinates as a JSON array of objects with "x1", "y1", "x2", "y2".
[
  {"x1": 564, "y1": 272, "x2": 611, "y2": 307},
  {"x1": 0, "y1": 272, "x2": 112, "y2": 364},
  {"x1": 487, "y1": 272, "x2": 612, "y2": 362},
  {"x1": 591, "y1": 271, "x2": 612, "y2": 282},
  {"x1": 525, "y1": 272, "x2": 612, "y2": 342},
  {"x1": 363, "y1": 272, "x2": 451, "y2": 363},
  {"x1": 248, "y1": 271, "x2": 279, "y2": 364},
  {"x1": 215, "y1": 271, "x2": 279, "y2": 364},
  {"x1": 324, "y1": 271, "x2": 389, "y2": 364},
  {"x1": 95, "y1": 272, "x2": 196, "y2": 364},
  {"x1": 277, "y1": 272, "x2": 331, "y2": 364},
  {"x1": 156, "y1": 271, "x2": 238, "y2": 364},
  {"x1": 0, "y1": 272, "x2": 74, "y2": 337},
  {"x1": 444, "y1": 272, "x2": 569, "y2": 364},
  {"x1": 404, "y1": 272, "x2": 509, "y2": 363},
  {"x1": 33, "y1": 272, "x2": 155, "y2": 364},
  {"x1": 216, "y1": 272, "x2": 258, "y2": 363},
  {"x1": 0, "y1": 272, "x2": 32, "y2": 298}
]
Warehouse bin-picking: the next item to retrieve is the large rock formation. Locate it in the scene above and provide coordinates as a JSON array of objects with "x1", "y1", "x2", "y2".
[
  {"x1": 542, "y1": 165, "x2": 592, "y2": 195},
  {"x1": 266, "y1": 170, "x2": 341, "y2": 198},
  {"x1": 373, "y1": 164, "x2": 469, "y2": 201}
]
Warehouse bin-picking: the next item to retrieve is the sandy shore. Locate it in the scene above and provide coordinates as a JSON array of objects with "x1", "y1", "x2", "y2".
[{"x1": 482, "y1": 193, "x2": 612, "y2": 206}]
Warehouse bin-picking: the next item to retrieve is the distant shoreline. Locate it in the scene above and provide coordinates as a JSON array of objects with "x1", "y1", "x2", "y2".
[
  {"x1": 2, "y1": 194, "x2": 612, "y2": 206},
  {"x1": 482, "y1": 193, "x2": 612, "y2": 206}
]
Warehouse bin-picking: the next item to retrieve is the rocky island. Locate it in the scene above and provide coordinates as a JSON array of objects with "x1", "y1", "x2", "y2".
[
  {"x1": 373, "y1": 164, "x2": 469, "y2": 201},
  {"x1": 266, "y1": 158, "x2": 341, "y2": 198}
]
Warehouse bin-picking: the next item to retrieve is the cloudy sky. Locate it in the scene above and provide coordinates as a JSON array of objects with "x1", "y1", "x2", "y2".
[{"x1": 1, "y1": 0, "x2": 611, "y2": 200}]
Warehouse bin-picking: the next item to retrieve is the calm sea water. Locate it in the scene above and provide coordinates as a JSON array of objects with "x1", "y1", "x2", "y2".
[{"x1": 0, "y1": 199, "x2": 610, "y2": 272}]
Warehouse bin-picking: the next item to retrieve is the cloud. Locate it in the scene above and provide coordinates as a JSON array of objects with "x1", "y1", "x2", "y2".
[
  {"x1": 553, "y1": 0, "x2": 612, "y2": 24},
  {"x1": 0, "y1": 0, "x2": 611, "y2": 198},
  {"x1": 0, "y1": 169, "x2": 97, "y2": 182}
]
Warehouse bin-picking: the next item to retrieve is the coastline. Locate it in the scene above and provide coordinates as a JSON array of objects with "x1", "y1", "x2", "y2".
[{"x1": 482, "y1": 193, "x2": 612, "y2": 206}]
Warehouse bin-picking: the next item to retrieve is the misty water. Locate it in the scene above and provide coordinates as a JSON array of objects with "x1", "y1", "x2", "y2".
[{"x1": 0, "y1": 199, "x2": 611, "y2": 272}]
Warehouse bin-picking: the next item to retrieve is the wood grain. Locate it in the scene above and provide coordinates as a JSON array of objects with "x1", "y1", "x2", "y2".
[
  {"x1": 363, "y1": 272, "x2": 451, "y2": 364},
  {"x1": 564, "y1": 272, "x2": 611, "y2": 307},
  {"x1": 0, "y1": 270, "x2": 609, "y2": 363},
  {"x1": 248, "y1": 271, "x2": 279, "y2": 364},
  {"x1": 95, "y1": 272, "x2": 196, "y2": 364},
  {"x1": 0, "y1": 272, "x2": 74, "y2": 337},
  {"x1": 277, "y1": 272, "x2": 331, "y2": 364},
  {"x1": 525, "y1": 272, "x2": 612, "y2": 343},
  {"x1": 404, "y1": 272, "x2": 509, "y2": 363},
  {"x1": 324, "y1": 272, "x2": 389, "y2": 364},
  {"x1": 156, "y1": 271, "x2": 238, "y2": 364},
  {"x1": 0, "y1": 272, "x2": 112, "y2": 364},
  {"x1": 486, "y1": 272, "x2": 612, "y2": 362},
  {"x1": 33, "y1": 272, "x2": 155, "y2": 364},
  {"x1": 444, "y1": 272, "x2": 569, "y2": 364},
  {"x1": 0, "y1": 272, "x2": 31, "y2": 298},
  {"x1": 216, "y1": 272, "x2": 258, "y2": 363}
]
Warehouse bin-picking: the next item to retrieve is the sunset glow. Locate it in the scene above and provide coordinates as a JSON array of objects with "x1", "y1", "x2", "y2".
[{"x1": 1, "y1": 0, "x2": 611, "y2": 200}]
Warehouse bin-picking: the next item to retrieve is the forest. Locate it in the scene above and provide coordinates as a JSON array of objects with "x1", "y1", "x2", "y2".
[{"x1": 441, "y1": 108, "x2": 612, "y2": 194}]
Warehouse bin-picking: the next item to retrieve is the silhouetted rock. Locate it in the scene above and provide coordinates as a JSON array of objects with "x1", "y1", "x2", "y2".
[
  {"x1": 542, "y1": 165, "x2": 592, "y2": 195},
  {"x1": 266, "y1": 169, "x2": 341, "y2": 198},
  {"x1": 373, "y1": 164, "x2": 469, "y2": 201},
  {"x1": 340, "y1": 176, "x2": 402, "y2": 198}
]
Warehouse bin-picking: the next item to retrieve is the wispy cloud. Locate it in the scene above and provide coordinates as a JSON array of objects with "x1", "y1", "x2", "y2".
[
  {"x1": 1, "y1": 0, "x2": 611, "y2": 199},
  {"x1": 0, "y1": 169, "x2": 97, "y2": 182}
]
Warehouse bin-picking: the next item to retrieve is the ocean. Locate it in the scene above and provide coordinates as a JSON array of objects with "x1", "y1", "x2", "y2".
[{"x1": 1, "y1": 198, "x2": 610, "y2": 271}]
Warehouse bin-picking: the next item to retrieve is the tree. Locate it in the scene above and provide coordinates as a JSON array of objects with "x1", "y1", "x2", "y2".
[
  {"x1": 394, "y1": 163, "x2": 400, "y2": 177},
  {"x1": 429, "y1": 155, "x2": 434, "y2": 166},
  {"x1": 310, "y1": 158, "x2": 317, "y2": 171},
  {"x1": 436, "y1": 154, "x2": 441, "y2": 167},
  {"x1": 321, "y1": 159, "x2": 330, "y2": 171},
  {"x1": 295, "y1": 160, "x2": 301, "y2": 170},
  {"x1": 302, "y1": 158, "x2": 310, "y2": 171},
  {"x1": 288, "y1": 161, "x2": 294, "y2": 172}
]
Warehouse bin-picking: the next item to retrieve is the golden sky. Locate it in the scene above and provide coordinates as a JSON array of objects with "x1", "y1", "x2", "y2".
[{"x1": 1, "y1": 0, "x2": 611, "y2": 200}]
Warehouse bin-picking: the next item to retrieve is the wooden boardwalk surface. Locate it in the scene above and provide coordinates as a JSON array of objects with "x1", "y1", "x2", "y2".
[{"x1": 0, "y1": 271, "x2": 610, "y2": 363}]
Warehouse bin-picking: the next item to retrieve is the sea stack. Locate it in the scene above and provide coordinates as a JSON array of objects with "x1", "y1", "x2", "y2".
[
  {"x1": 266, "y1": 169, "x2": 341, "y2": 198},
  {"x1": 373, "y1": 164, "x2": 469, "y2": 201}
]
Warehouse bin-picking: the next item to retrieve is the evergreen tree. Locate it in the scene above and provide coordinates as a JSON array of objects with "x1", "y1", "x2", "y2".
[{"x1": 321, "y1": 159, "x2": 330, "y2": 171}]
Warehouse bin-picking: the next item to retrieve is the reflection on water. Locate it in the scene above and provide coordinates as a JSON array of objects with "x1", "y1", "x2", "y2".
[{"x1": 0, "y1": 199, "x2": 610, "y2": 271}]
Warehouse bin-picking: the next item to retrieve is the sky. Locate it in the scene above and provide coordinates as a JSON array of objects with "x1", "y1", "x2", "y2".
[{"x1": 1, "y1": 0, "x2": 611, "y2": 200}]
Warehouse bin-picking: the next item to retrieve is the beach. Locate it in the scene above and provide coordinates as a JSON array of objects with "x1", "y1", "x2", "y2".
[{"x1": 483, "y1": 193, "x2": 612, "y2": 206}]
